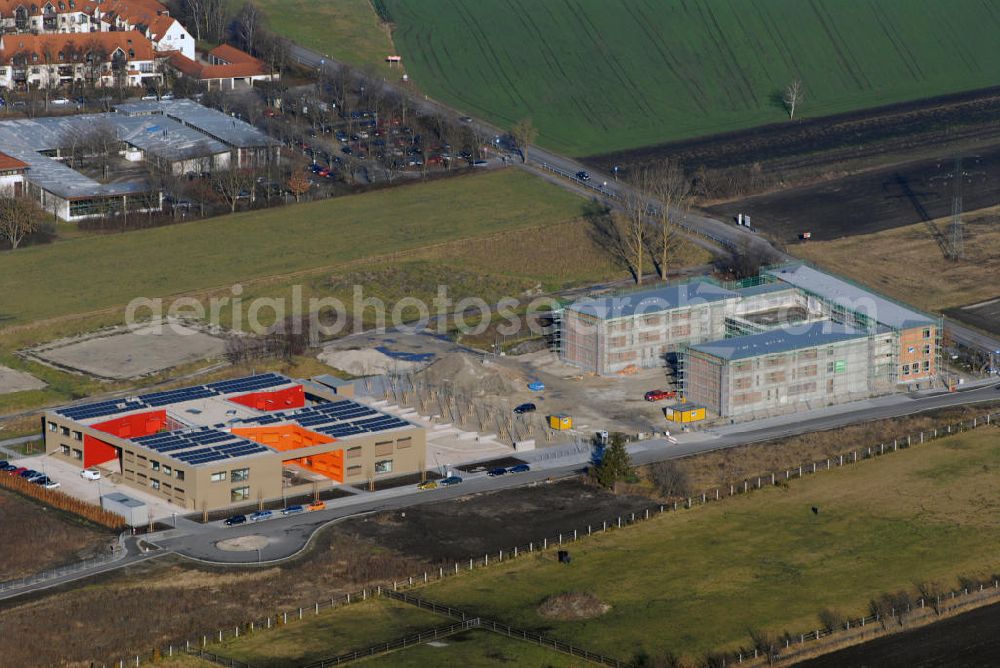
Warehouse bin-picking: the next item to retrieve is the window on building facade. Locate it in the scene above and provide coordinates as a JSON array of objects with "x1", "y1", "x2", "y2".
[
  {"x1": 176, "y1": 469, "x2": 185, "y2": 481},
  {"x1": 231, "y1": 486, "x2": 250, "y2": 502},
  {"x1": 150, "y1": 460, "x2": 159, "y2": 472},
  {"x1": 231, "y1": 468, "x2": 249, "y2": 482},
  {"x1": 150, "y1": 478, "x2": 160, "y2": 490},
  {"x1": 210, "y1": 471, "x2": 226, "y2": 482},
  {"x1": 374, "y1": 459, "x2": 393, "y2": 474},
  {"x1": 73, "y1": 448, "x2": 82, "y2": 459},
  {"x1": 73, "y1": 430, "x2": 82, "y2": 441},
  {"x1": 60, "y1": 445, "x2": 70, "y2": 456}
]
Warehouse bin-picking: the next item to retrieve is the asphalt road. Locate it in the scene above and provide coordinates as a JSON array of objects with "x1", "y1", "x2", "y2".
[{"x1": 144, "y1": 381, "x2": 1000, "y2": 566}]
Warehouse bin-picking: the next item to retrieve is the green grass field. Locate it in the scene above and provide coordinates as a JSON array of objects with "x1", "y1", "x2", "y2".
[
  {"x1": 0, "y1": 171, "x2": 583, "y2": 328},
  {"x1": 360, "y1": 629, "x2": 580, "y2": 666},
  {"x1": 249, "y1": 0, "x2": 394, "y2": 72},
  {"x1": 211, "y1": 598, "x2": 442, "y2": 668},
  {"x1": 382, "y1": 0, "x2": 1000, "y2": 156},
  {"x1": 410, "y1": 428, "x2": 1000, "y2": 661}
]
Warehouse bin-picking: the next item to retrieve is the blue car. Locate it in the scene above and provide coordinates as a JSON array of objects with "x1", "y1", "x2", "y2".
[
  {"x1": 507, "y1": 464, "x2": 531, "y2": 474},
  {"x1": 249, "y1": 510, "x2": 273, "y2": 522},
  {"x1": 281, "y1": 504, "x2": 305, "y2": 515},
  {"x1": 527, "y1": 381, "x2": 545, "y2": 392},
  {"x1": 223, "y1": 514, "x2": 247, "y2": 526},
  {"x1": 487, "y1": 467, "x2": 507, "y2": 477},
  {"x1": 439, "y1": 476, "x2": 463, "y2": 486}
]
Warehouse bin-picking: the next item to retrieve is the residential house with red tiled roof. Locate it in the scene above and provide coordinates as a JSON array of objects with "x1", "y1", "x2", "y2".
[
  {"x1": 0, "y1": 0, "x2": 194, "y2": 59},
  {"x1": 0, "y1": 31, "x2": 161, "y2": 90},
  {"x1": 166, "y1": 44, "x2": 277, "y2": 91}
]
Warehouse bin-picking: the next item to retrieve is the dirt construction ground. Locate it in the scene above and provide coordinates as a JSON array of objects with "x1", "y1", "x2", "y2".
[
  {"x1": 25, "y1": 321, "x2": 227, "y2": 379},
  {"x1": 330, "y1": 478, "x2": 656, "y2": 563}
]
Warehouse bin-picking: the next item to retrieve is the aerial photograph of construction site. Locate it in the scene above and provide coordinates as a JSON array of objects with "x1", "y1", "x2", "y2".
[{"x1": 1, "y1": 1, "x2": 1000, "y2": 667}]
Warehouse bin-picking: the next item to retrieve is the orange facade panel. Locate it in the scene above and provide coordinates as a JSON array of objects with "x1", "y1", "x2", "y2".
[{"x1": 231, "y1": 424, "x2": 332, "y2": 451}]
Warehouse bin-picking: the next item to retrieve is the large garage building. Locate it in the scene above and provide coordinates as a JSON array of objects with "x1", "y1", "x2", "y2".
[{"x1": 43, "y1": 373, "x2": 425, "y2": 511}]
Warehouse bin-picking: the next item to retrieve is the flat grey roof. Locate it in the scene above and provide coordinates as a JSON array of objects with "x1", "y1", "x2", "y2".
[
  {"x1": 312, "y1": 374, "x2": 355, "y2": 388},
  {"x1": 569, "y1": 279, "x2": 738, "y2": 320},
  {"x1": 689, "y1": 321, "x2": 867, "y2": 361},
  {"x1": 115, "y1": 99, "x2": 278, "y2": 148},
  {"x1": 734, "y1": 282, "x2": 797, "y2": 298},
  {"x1": 0, "y1": 106, "x2": 231, "y2": 199},
  {"x1": 102, "y1": 492, "x2": 146, "y2": 508},
  {"x1": 767, "y1": 263, "x2": 936, "y2": 329}
]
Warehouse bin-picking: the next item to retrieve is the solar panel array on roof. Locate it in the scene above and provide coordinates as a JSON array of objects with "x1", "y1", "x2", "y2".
[
  {"x1": 205, "y1": 372, "x2": 287, "y2": 395},
  {"x1": 56, "y1": 373, "x2": 292, "y2": 420},
  {"x1": 254, "y1": 398, "x2": 411, "y2": 436},
  {"x1": 139, "y1": 386, "x2": 217, "y2": 407},
  {"x1": 58, "y1": 397, "x2": 146, "y2": 421}
]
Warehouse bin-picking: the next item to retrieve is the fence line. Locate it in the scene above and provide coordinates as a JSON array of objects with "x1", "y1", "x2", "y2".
[
  {"x1": 0, "y1": 532, "x2": 126, "y2": 593},
  {"x1": 111, "y1": 409, "x2": 999, "y2": 666}
]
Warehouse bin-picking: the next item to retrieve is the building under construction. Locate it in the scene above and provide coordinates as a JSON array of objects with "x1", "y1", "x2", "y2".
[{"x1": 560, "y1": 262, "x2": 940, "y2": 418}]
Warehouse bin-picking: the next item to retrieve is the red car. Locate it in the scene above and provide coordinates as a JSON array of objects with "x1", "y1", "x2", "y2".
[
  {"x1": 8, "y1": 466, "x2": 27, "y2": 476},
  {"x1": 644, "y1": 390, "x2": 676, "y2": 402}
]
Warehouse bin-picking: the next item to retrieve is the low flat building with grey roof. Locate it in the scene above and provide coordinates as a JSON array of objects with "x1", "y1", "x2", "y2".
[
  {"x1": 115, "y1": 99, "x2": 279, "y2": 167},
  {"x1": 0, "y1": 99, "x2": 277, "y2": 220}
]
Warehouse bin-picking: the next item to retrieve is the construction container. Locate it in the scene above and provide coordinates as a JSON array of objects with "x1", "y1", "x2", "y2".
[
  {"x1": 548, "y1": 414, "x2": 573, "y2": 430},
  {"x1": 664, "y1": 405, "x2": 706, "y2": 424}
]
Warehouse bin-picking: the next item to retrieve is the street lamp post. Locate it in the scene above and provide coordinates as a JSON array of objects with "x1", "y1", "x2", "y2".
[{"x1": 256, "y1": 548, "x2": 261, "y2": 565}]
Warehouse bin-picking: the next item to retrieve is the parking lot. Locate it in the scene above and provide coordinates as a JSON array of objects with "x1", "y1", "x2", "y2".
[{"x1": 4, "y1": 453, "x2": 183, "y2": 522}]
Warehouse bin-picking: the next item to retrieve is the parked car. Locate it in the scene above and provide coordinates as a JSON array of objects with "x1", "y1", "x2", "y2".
[
  {"x1": 513, "y1": 402, "x2": 537, "y2": 415},
  {"x1": 0, "y1": 463, "x2": 15, "y2": 472},
  {"x1": 43, "y1": 480, "x2": 61, "y2": 490},
  {"x1": 281, "y1": 504, "x2": 304, "y2": 515},
  {"x1": 487, "y1": 467, "x2": 507, "y2": 477},
  {"x1": 9, "y1": 467, "x2": 27, "y2": 476},
  {"x1": 417, "y1": 480, "x2": 438, "y2": 490},
  {"x1": 80, "y1": 468, "x2": 102, "y2": 480},
  {"x1": 0, "y1": 460, "x2": 7, "y2": 469},
  {"x1": 527, "y1": 381, "x2": 545, "y2": 392},
  {"x1": 32, "y1": 475, "x2": 52, "y2": 486},
  {"x1": 439, "y1": 475, "x2": 463, "y2": 486},
  {"x1": 160, "y1": 93, "x2": 175, "y2": 100},
  {"x1": 576, "y1": 171, "x2": 591, "y2": 181},
  {"x1": 249, "y1": 510, "x2": 273, "y2": 522},
  {"x1": 307, "y1": 500, "x2": 326, "y2": 512},
  {"x1": 472, "y1": 160, "x2": 488, "y2": 167},
  {"x1": 50, "y1": 97, "x2": 71, "y2": 105},
  {"x1": 223, "y1": 514, "x2": 247, "y2": 526},
  {"x1": 644, "y1": 389, "x2": 677, "y2": 402},
  {"x1": 507, "y1": 463, "x2": 531, "y2": 474},
  {"x1": 19, "y1": 469, "x2": 40, "y2": 480},
  {"x1": 140, "y1": 93, "x2": 158, "y2": 101}
]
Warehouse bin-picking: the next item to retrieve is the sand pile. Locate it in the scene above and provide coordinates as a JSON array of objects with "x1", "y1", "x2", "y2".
[
  {"x1": 418, "y1": 353, "x2": 524, "y2": 397},
  {"x1": 318, "y1": 347, "x2": 424, "y2": 376}
]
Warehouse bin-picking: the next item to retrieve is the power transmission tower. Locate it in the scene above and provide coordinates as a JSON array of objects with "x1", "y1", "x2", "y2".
[{"x1": 948, "y1": 156, "x2": 964, "y2": 261}]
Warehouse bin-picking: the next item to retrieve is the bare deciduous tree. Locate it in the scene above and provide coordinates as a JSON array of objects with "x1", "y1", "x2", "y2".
[
  {"x1": 511, "y1": 118, "x2": 537, "y2": 162},
  {"x1": 648, "y1": 162, "x2": 691, "y2": 281},
  {"x1": 235, "y1": 1, "x2": 261, "y2": 55},
  {"x1": 617, "y1": 168, "x2": 659, "y2": 284},
  {"x1": 783, "y1": 79, "x2": 804, "y2": 120},
  {"x1": 212, "y1": 167, "x2": 256, "y2": 212},
  {"x1": 0, "y1": 196, "x2": 40, "y2": 250}
]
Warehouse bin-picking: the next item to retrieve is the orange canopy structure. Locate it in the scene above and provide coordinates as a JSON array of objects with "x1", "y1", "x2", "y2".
[{"x1": 232, "y1": 425, "x2": 344, "y2": 482}]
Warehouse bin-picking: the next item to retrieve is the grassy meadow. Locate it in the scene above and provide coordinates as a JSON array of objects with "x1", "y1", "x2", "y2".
[
  {"x1": 382, "y1": 0, "x2": 1000, "y2": 155},
  {"x1": 793, "y1": 208, "x2": 1000, "y2": 313},
  {"x1": 250, "y1": 0, "x2": 394, "y2": 73},
  {"x1": 409, "y1": 427, "x2": 1000, "y2": 661},
  {"x1": 0, "y1": 170, "x2": 584, "y2": 328},
  {"x1": 211, "y1": 598, "x2": 442, "y2": 668}
]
